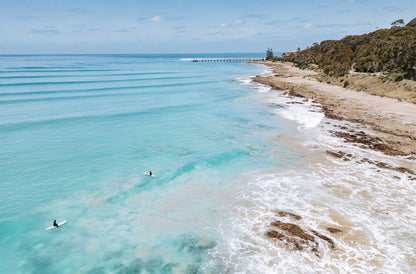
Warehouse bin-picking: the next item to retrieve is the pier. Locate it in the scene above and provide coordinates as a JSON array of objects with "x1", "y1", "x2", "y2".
[{"x1": 189, "y1": 58, "x2": 264, "y2": 63}]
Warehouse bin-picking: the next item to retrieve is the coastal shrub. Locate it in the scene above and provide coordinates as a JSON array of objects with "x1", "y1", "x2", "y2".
[
  {"x1": 343, "y1": 80, "x2": 350, "y2": 88},
  {"x1": 394, "y1": 73, "x2": 404, "y2": 82},
  {"x1": 281, "y1": 17, "x2": 416, "y2": 80}
]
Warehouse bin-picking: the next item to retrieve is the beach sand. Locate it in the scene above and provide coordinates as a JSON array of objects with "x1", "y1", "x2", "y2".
[{"x1": 252, "y1": 61, "x2": 416, "y2": 157}]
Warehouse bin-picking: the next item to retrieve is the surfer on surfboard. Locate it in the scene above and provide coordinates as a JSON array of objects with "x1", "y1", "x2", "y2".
[
  {"x1": 143, "y1": 171, "x2": 155, "y2": 177},
  {"x1": 46, "y1": 220, "x2": 67, "y2": 230}
]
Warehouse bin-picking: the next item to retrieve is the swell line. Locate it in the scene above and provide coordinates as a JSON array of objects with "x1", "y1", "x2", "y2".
[
  {"x1": 0, "y1": 101, "x2": 204, "y2": 130},
  {"x1": 0, "y1": 72, "x2": 175, "y2": 79},
  {"x1": 0, "y1": 94, "x2": 242, "y2": 130},
  {"x1": 0, "y1": 86, "x2": 215, "y2": 105},
  {"x1": 0, "y1": 76, "x2": 196, "y2": 87},
  {"x1": 0, "y1": 80, "x2": 216, "y2": 97},
  {"x1": 0, "y1": 69, "x2": 120, "y2": 73}
]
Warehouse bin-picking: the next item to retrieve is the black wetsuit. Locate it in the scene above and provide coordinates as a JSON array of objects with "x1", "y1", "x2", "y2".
[
  {"x1": 149, "y1": 171, "x2": 152, "y2": 176},
  {"x1": 53, "y1": 220, "x2": 58, "y2": 227}
]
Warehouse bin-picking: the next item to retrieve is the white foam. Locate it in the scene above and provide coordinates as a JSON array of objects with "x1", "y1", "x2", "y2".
[
  {"x1": 207, "y1": 68, "x2": 416, "y2": 272},
  {"x1": 266, "y1": 93, "x2": 324, "y2": 129},
  {"x1": 234, "y1": 76, "x2": 252, "y2": 86},
  {"x1": 278, "y1": 103, "x2": 324, "y2": 129},
  {"x1": 206, "y1": 150, "x2": 416, "y2": 272},
  {"x1": 239, "y1": 70, "x2": 324, "y2": 129},
  {"x1": 260, "y1": 67, "x2": 274, "y2": 76}
]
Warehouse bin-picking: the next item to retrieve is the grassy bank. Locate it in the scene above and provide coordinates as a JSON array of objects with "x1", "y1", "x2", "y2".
[{"x1": 311, "y1": 72, "x2": 416, "y2": 104}]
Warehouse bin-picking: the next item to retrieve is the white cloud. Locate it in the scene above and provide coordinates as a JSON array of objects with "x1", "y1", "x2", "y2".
[
  {"x1": 303, "y1": 23, "x2": 313, "y2": 29},
  {"x1": 30, "y1": 26, "x2": 61, "y2": 35},
  {"x1": 234, "y1": 20, "x2": 243, "y2": 24},
  {"x1": 220, "y1": 23, "x2": 227, "y2": 28},
  {"x1": 149, "y1": 16, "x2": 163, "y2": 23}
]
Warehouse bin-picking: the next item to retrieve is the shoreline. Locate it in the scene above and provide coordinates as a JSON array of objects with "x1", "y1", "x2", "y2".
[
  {"x1": 236, "y1": 61, "x2": 416, "y2": 271},
  {"x1": 250, "y1": 61, "x2": 416, "y2": 158}
]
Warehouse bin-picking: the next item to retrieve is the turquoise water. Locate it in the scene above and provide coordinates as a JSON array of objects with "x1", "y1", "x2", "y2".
[{"x1": 0, "y1": 54, "x2": 299, "y2": 272}]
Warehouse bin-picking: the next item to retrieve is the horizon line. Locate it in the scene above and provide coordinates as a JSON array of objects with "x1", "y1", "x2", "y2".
[{"x1": 0, "y1": 52, "x2": 271, "y2": 56}]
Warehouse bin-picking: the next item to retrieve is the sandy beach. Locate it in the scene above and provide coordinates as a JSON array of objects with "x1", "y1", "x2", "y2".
[{"x1": 252, "y1": 61, "x2": 416, "y2": 158}]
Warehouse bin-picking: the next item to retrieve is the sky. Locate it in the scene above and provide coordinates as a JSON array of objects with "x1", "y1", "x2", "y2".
[{"x1": 0, "y1": 0, "x2": 415, "y2": 54}]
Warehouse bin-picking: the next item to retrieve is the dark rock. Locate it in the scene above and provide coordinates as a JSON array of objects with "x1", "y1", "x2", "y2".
[
  {"x1": 332, "y1": 131, "x2": 404, "y2": 156},
  {"x1": 266, "y1": 216, "x2": 337, "y2": 255},
  {"x1": 266, "y1": 230, "x2": 311, "y2": 251},
  {"x1": 360, "y1": 158, "x2": 415, "y2": 175},
  {"x1": 288, "y1": 90, "x2": 305, "y2": 98},
  {"x1": 326, "y1": 150, "x2": 352, "y2": 161},
  {"x1": 327, "y1": 150, "x2": 346, "y2": 158},
  {"x1": 326, "y1": 227, "x2": 343, "y2": 234},
  {"x1": 311, "y1": 230, "x2": 335, "y2": 249},
  {"x1": 270, "y1": 221, "x2": 319, "y2": 253},
  {"x1": 275, "y1": 211, "x2": 302, "y2": 220},
  {"x1": 271, "y1": 221, "x2": 315, "y2": 242}
]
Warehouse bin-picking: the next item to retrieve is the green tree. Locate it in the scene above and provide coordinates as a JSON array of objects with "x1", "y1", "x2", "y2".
[{"x1": 266, "y1": 48, "x2": 274, "y2": 60}]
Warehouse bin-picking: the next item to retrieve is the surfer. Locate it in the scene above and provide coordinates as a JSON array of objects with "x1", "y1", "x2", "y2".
[
  {"x1": 53, "y1": 220, "x2": 59, "y2": 228},
  {"x1": 149, "y1": 171, "x2": 152, "y2": 176}
]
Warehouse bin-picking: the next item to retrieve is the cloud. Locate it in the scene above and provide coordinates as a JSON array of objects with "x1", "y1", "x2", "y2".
[
  {"x1": 150, "y1": 16, "x2": 163, "y2": 23},
  {"x1": 303, "y1": 23, "x2": 313, "y2": 29},
  {"x1": 252, "y1": 32, "x2": 289, "y2": 40},
  {"x1": 315, "y1": 23, "x2": 349, "y2": 28},
  {"x1": 115, "y1": 27, "x2": 137, "y2": 33},
  {"x1": 30, "y1": 26, "x2": 61, "y2": 35},
  {"x1": 68, "y1": 8, "x2": 91, "y2": 15},
  {"x1": 266, "y1": 17, "x2": 309, "y2": 25},
  {"x1": 266, "y1": 19, "x2": 282, "y2": 25},
  {"x1": 204, "y1": 31, "x2": 224, "y2": 36},
  {"x1": 137, "y1": 16, "x2": 163, "y2": 23},
  {"x1": 137, "y1": 15, "x2": 184, "y2": 23},
  {"x1": 165, "y1": 16, "x2": 185, "y2": 21},
  {"x1": 217, "y1": 20, "x2": 243, "y2": 28},
  {"x1": 244, "y1": 14, "x2": 265, "y2": 19}
]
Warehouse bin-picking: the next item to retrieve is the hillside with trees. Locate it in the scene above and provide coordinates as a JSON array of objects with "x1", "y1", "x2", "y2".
[{"x1": 275, "y1": 18, "x2": 416, "y2": 81}]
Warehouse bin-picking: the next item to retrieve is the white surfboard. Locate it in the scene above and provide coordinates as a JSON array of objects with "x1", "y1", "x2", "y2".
[
  {"x1": 46, "y1": 220, "x2": 67, "y2": 230},
  {"x1": 144, "y1": 172, "x2": 155, "y2": 177}
]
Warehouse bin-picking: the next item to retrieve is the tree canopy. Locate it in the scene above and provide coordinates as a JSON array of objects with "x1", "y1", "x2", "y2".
[{"x1": 281, "y1": 18, "x2": 416, "y2": 80}]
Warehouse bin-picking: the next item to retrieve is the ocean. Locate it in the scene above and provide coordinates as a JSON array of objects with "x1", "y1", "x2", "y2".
[{"x1": 0, "y1": 54, "x2": 415, "y2": 273}]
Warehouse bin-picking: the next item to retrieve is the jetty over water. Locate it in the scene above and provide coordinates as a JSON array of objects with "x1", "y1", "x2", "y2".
[{"x1": 189, "y1": 58, "x2": 264, "y2": 63}]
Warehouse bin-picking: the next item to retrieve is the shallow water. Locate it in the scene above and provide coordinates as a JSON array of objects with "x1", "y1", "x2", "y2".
[{"x1": 0, "y1": 54, "x2": 415, "y2": 273}]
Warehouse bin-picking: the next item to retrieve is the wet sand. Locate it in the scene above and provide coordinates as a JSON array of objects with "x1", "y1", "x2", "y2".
[{"x1": 252, "y1": 61, "x2": 416, "y2": 157}]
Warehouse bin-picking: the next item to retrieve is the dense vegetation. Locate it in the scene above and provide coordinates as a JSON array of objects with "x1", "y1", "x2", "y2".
[{"x1": 271, "y1": 18, "x2": 416, "y2": 81}]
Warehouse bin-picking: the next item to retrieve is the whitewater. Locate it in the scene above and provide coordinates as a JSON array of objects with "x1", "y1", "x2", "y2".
[{"x1": 0, "y1": 54, "x2": 415, "y2": 273}]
